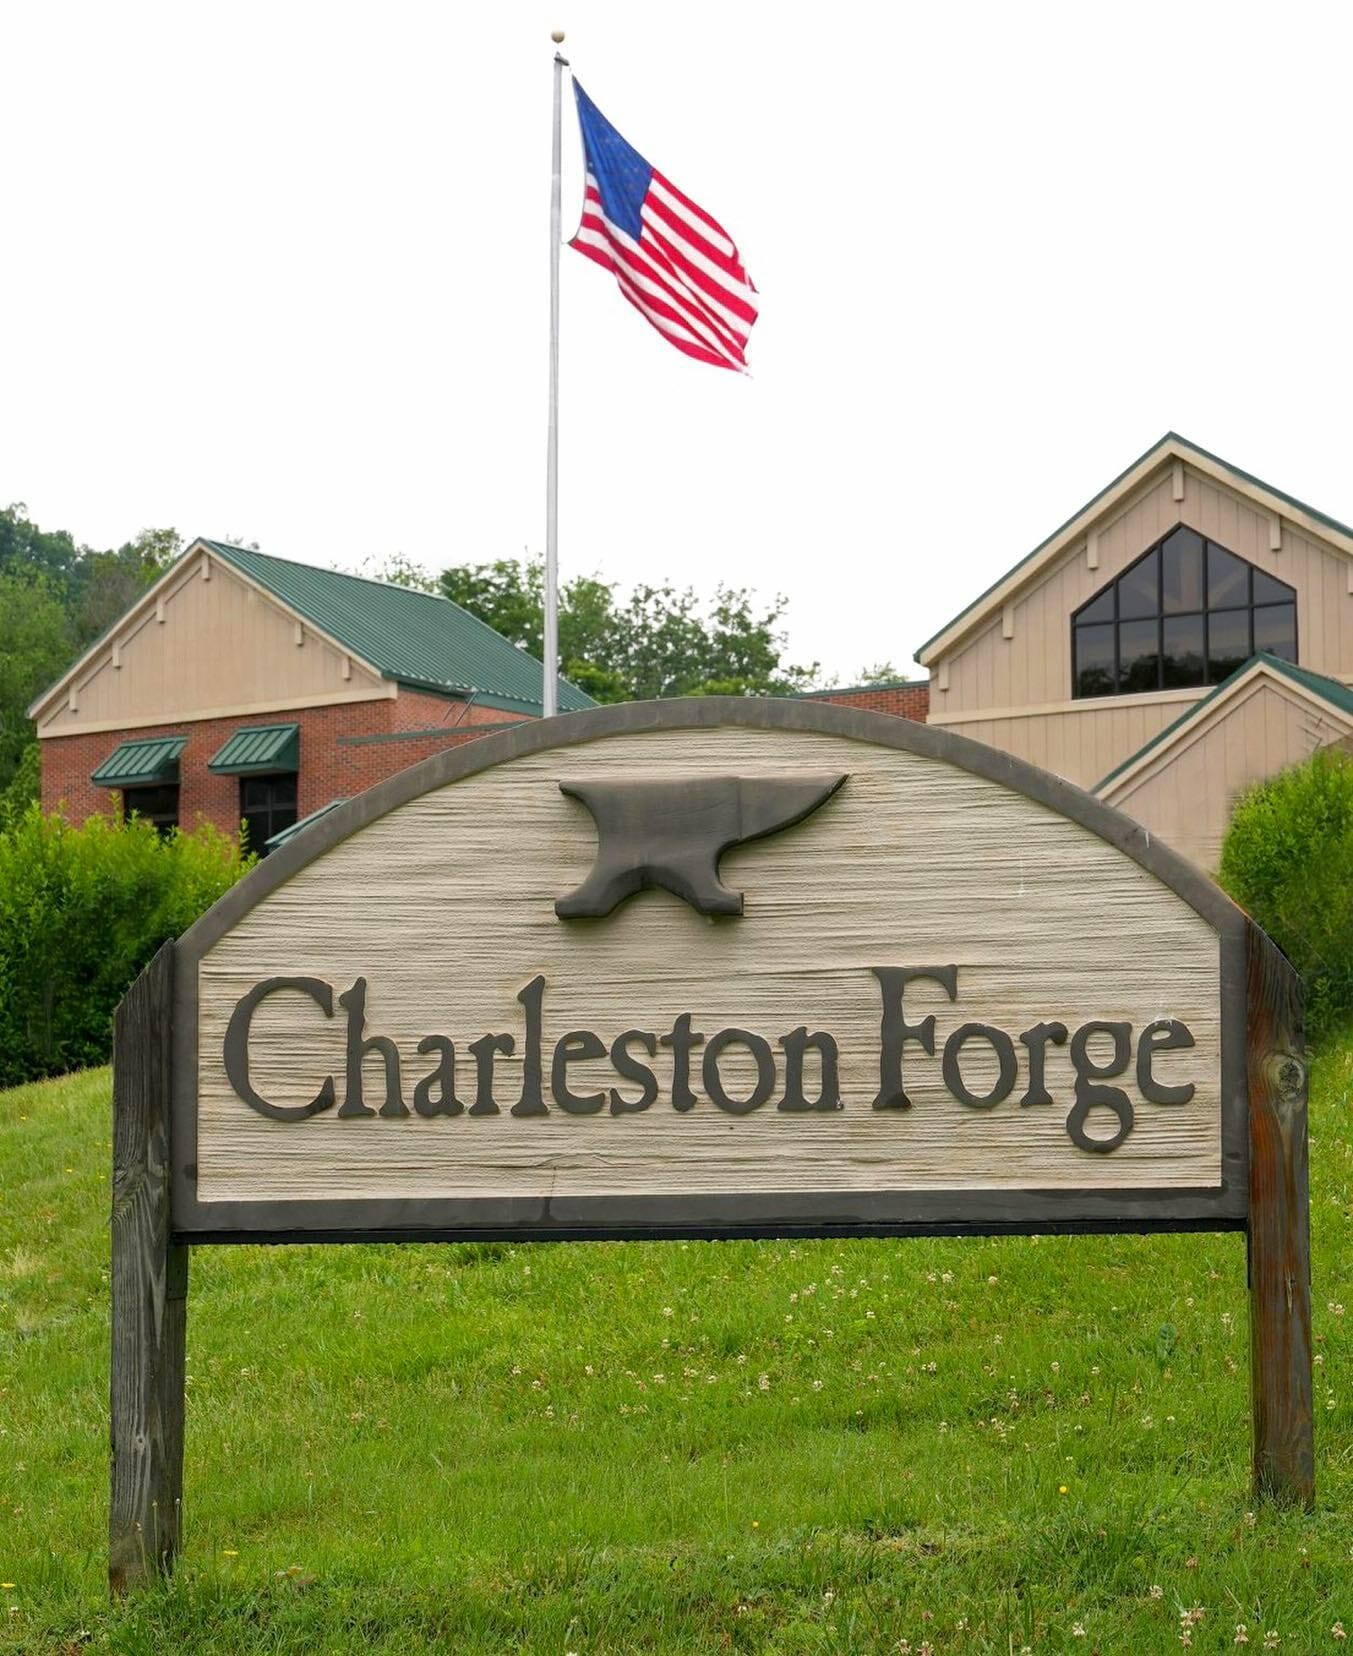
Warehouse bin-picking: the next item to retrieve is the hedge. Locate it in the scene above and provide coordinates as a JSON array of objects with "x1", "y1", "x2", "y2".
[
  {"x1": 1219, "y1": 746, "x2": 1353, "y2": 1045},
  {"x1": 0, "y1": 806, "x2": 251, "y2": 1088}
]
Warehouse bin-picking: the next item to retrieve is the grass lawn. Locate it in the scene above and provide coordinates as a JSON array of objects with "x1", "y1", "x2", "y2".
[{"x1": 0, "y1": 1057, "x2": 1348, "y2": 1654}]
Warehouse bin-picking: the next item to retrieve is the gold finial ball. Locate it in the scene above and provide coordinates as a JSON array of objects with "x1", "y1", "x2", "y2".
[{"x1": 551, "y1": 29, "x2": 566, "y2": 42}]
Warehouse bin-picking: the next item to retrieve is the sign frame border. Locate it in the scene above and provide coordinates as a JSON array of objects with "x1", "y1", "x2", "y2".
[{"x1": 169, "y1": 696, "x2": 1251, "y2": 1244}]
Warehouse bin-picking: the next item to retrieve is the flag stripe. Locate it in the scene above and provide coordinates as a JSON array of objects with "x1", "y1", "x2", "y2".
[
  {"x1": 575, "y1": 216, "x2": 746, "y2": 369},
  {"x1": 576, "y1": 217, "x2": 747, "y2": 364},
  {"x1": 577, "y1": 191, "x2": 749, "y2": 356},
  {"x1": 613, "y1": 267, "x2": 728, "y2": 360},
  {"x1": 642, "y1": 191, "x2": 748, "y2": 283},
  {"x1": 641, "y1": 216, "x2": 758, "y2": 327},
  {"x1": 629, "y1": 217, "x2": 753, "y2": 340},
  {"x1": 650, "y1": 170, "x2": 738, "y2": 257},
  {"x1": 616, "y1": 284, "x2": 738, "y2": 370}
]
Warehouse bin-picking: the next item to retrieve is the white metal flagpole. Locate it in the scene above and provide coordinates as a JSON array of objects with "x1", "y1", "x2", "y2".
[{"x1": 543, "y1": 32, "x2": 567, "y2": 718}]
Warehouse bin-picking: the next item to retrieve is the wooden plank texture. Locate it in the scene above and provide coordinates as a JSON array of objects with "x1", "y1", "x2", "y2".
[
  {"x1": 1245, "y1": 921, "x2": 1314, "y2": 1506},
  {"x1": 110, "y1": 942, "x2": 188, "y2": 1593},
  {"x1": 195, "y1": 727, "x2": 1225, "y2": 1204}
]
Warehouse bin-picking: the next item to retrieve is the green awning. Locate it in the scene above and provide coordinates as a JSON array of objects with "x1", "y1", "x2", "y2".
[
  {"x1": 91, "y1": 734, "x2": 186, "y2": 788},
  {"x1": 265, "y1": 797, "x2": 347, "y2": 852},
  {"x1": 208, "y1": 723, "x2": 299, "y2": 776}
]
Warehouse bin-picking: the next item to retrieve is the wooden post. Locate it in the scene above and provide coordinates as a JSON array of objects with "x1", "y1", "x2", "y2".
[
  {"x1": 1245, "y1": 921, "x2": 1314, "y2": 1507},
  {"x1": 110, "y1": 942, "x2": 188, "y2": 1592}
]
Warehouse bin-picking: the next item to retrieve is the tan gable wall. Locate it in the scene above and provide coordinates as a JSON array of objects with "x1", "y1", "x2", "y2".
[
  {"x1": 1103, "y1": 677, "x2": 1352, "y2": 873},
  {"x1": 36, "y1": 550, "x2": 389, "y2": 738},
  {"x1": 927, "y1": 463, "x2": 1353, "y2": 788}
]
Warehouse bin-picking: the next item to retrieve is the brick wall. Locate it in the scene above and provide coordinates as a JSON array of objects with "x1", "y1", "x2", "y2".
[
  {"x1": 40, "y1": 681, "x2": 932, "y2": 838},
  {"x1": 800, "y1": 681, "x2": 931, "y2": 721},
  {"x1": 39, "y1": 689, "x2": 526, "y2": 836},
  {"x1": 332, "y1": 693, "x2": 527, "y2": 797}
]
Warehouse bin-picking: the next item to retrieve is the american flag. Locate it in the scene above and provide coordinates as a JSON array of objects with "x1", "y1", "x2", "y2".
[{"x1": 568, "y1": 81, "x2": 758, "y2": 372}]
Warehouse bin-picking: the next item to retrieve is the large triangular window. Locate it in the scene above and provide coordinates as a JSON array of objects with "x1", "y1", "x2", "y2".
[{"x1": 1071, "y1": 527, "x2": 1296, "y2": 698}]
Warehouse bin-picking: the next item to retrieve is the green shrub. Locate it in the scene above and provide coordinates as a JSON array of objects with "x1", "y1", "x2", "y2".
[
  {"x1": 0, "y1": 805, "x2": 252, "y2": 1087},
  {"x1": 0, "y1": 741, "x2": 39, "y2": 828},
  {"x1": 1218, "y1": 747, "x2": 1353, "y2": 1043}
]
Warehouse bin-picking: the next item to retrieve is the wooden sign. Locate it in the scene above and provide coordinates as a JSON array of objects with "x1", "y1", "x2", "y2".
[{"x1": 110, "y1": 699, "x2": 1314, "y2": 1590}]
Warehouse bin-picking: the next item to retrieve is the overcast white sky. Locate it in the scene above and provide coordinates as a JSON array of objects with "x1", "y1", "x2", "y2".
[{"x1": 3, "y1": 1, "x2": 1352, "y2": 683}]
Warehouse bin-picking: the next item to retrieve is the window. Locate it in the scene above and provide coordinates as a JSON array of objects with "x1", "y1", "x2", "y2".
[
  {"x1": 122, "y1": 784, "x2": 179, "y2": 837},
  {"x1": 240, "y1": 774, "x2": 298, "y2": 855},
  {"x1": 1072, "y1": 527, "x2": 1296, "y2": 698}
]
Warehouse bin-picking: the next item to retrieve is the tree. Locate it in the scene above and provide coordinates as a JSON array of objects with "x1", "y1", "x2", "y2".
[
  {"x1": 0, "y1": 508, "x2": 184, "y2": 795},
  {"x1": 70, "y1": 527, "x2": 182, "y2": 649},
  {"x1": 439, "y1": 558, "x2": 549, "y2": 656},
  {"x1": 359, "y1": 551, "x2": 438, "y2": 593},
  {"x1": 0, "y1": 742, "x2": 40, "y2": 826},
  {"x1": 438, "y1": 555, "x2": 818, "y2": 702},
  {"x1": 855, "y1": 661, "x2": 906, "y2": 685},
  {"x1": 0, "y1": 569, "x2": 74, "y2": 794},
  {"x1": 0, "y1": 502, "x2": 81, "y2": 589}
]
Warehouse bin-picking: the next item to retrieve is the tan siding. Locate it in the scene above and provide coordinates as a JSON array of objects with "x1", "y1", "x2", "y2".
[
  {"x1": 1108, "y1": 681, "x2": 1351, "y2": 871},
  {"x1": 940, "y1": 697, "x2": 1189, "y2": 790},
  {"x1": 927, "y1": 459, "x2": 1353, "y2": 788},
  {"x1": 39, "y1": 552, "x2": 386, "y2": 735}
]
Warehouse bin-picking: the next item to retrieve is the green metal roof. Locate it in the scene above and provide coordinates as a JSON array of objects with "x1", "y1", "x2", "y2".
[
  {"x1": 916, "y1": 433, "x2": 1353, "y2": 663},
  {"x1": 208, "y1": 722, "x2": 299, "y2": 775},
  {"x1": 264, "y1": 796, "x2": 348, "y2": 851},
  {"x1": 200, "y1": 541, "x2": 596, "y2": 716},
  {"x1": 1095, "y1": 653, "x2": 1353, "y2": 793},
  {"x1": 91, "y1": 734, "x2": 186, "y2": 788}
]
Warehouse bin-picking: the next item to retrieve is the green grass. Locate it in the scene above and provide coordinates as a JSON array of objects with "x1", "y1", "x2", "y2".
[{"x1": 0, "y1": 1059, "x2": 1349, "y2": 1655}]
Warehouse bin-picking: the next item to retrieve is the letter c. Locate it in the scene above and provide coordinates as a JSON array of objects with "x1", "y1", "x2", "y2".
[{"x1": 223, "y1": 976, "x2": 337, "y2": 1121}]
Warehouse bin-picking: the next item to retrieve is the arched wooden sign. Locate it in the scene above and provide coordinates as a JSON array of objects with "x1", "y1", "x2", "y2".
[{"x1": 110, "y1": 699, "x2": 1313, "y2": 1590}]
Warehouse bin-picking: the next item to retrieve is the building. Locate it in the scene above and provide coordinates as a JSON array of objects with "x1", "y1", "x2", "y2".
[
  {"x1": 35, "y1": 430, "x2": 1348, "y2": 875},
  {"x1": 31, "y1": 538, "x2": 595, "y2": 849},
  {"x1": 915, "y1": 433, "x2": 1353, "y2": 869}
]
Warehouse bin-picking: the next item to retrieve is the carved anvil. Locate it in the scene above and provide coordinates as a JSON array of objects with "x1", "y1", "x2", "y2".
[{"x1": 556, "y1": 772, "x2": 847, "y2": 919}]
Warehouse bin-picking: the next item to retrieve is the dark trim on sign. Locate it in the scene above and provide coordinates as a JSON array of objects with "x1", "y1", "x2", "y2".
[{"x1": 171, "y1": 695, "x2": 1252, "y2": 1243}]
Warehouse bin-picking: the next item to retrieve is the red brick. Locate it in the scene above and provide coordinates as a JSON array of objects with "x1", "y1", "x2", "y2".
[
  {"x1": 39, "y1": 692, "x2": 527, "y2": 837},
  {"x1": 801, "y1": 682, "x2": 930, "y2": 721}
]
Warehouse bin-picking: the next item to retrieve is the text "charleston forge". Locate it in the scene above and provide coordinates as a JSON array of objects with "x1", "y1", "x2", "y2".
[{"x1": 224, "y1": 967, "x2": 1200, "y2": 1155}]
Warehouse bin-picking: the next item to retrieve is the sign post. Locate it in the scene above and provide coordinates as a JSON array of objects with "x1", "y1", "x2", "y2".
[{"x1": 109, "y1": 698, "x2": 1313, "y2": 1592}]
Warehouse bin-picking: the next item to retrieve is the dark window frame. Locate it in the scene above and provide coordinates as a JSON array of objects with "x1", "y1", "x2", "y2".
[
  {"x1": 239, "y1": 772, "x2": 298, "y2": 856},
  {"x1": 122, "y1": 783, "x2": 180, "y2": 837},
  {"x1": 1071, "y1": 527, "x2": 1297, "y2": 699}
]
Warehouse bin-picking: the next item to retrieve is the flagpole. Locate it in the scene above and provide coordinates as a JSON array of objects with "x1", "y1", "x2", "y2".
[{"x1": 544, "y1": 33, "x2": 567, "y2": 718}]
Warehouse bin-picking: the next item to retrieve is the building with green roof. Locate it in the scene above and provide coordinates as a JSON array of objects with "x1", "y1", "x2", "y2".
[{"x1": 31, "y1": 537, "x2": 594, "y2": 850}]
